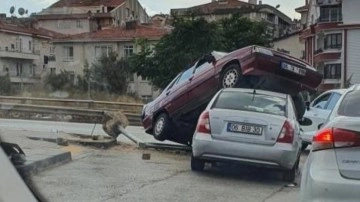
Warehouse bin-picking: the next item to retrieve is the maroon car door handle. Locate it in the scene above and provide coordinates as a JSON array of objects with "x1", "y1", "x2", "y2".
[
  {"x1": 188, "y1": 77, "x2": 194, "y2": 81},
  {"x1": 166, "y1": 91, "x2": 171, "y2": 96}
]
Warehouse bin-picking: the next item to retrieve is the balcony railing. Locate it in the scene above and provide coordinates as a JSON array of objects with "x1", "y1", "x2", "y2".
[
  {"x1": 317, "y1": 14, "x2": 343, "y2": 23},
  {"x1": 315, "y1": 48, "x2": 324, "y2": 55},
  {"x1": 0, "y1": 47, "x2": 40, "y2": 60}
]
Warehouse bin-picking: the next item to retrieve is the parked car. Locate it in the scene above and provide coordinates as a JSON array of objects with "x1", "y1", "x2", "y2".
[
  {"x1": 301, "y1": 89, "x2": 346, "y2": 148},
  {"x1": 300, "y1": 84, "x2": 360, "y2": 201},
  {"x1": 141, "y1": 45, "x2": 323, "y2": 145},
  {"x1": 192, "y1": 88, "x2": 311, "y2": 181}
]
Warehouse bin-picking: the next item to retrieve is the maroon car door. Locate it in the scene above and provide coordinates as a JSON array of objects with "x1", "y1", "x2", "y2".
[
  {"x1": 187, "y1": 60, "x2": 216, "y2": 108},
  {"x1": 164, "y1": 66, "x2": 195, "y2": 116}
]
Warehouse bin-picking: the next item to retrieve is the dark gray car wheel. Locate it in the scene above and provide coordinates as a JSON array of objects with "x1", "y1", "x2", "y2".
[
  {"x1": 220, "y1": 64, "x2": 241, "y2": 88},
  {"x1": 301, "y1": 142, "x2": 309, "y2": 151},
  {"x1": 191, "y1": 155, "x2": 205, "y2": 172},
  {"x1": 283, "y1": 158, "x2": 299, "y2": 182},
  {"x1": 153, "y1": 113, "x2": 170, "y2": 141}
]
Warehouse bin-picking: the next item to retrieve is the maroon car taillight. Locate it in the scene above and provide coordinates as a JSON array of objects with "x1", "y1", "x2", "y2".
[
  {"x1": 313, "y1": 128, "x2": 360, "y2": 151},
  {"x1": 196, "y1": 111, "x2": 211, "y2": 134},
  {"x1": 277, "y1": 120, "x2": 294, "y2": 144}
]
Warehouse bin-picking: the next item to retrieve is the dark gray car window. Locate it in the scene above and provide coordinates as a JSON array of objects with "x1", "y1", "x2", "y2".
[
  {"x1": 213, "y1": 91, "x2": 287, "y2": 116},
  {"x1": 176, "y1": 67, "x2": 194, "y2": 84},
  {"x1": 326, "y1": 93, "x2": 341, "y2": 110},
  {"x1": 338, "y1": 91, "x2": 360, "y2": 117}
]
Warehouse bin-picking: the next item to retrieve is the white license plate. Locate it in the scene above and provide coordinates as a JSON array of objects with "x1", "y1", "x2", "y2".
[
  {"x1": 281, "y1": 62, "x2": 306, "y2": 76},
  {"x1": 227, "y1": 123, "x2": 263, "y2": 135}
]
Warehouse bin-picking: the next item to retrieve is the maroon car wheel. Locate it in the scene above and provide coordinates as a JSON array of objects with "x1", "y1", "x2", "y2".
[
  {"x1": 153, "y1": 113, "x2": 170, "y2": 141},
  {"x1": 220, "y1": 64, "x2": 241, "y2": 88}
]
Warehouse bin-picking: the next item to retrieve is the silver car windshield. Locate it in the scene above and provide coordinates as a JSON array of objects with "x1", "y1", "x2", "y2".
[{"x1": 213, "y1": 91, "x2": 287, "y2": 116}]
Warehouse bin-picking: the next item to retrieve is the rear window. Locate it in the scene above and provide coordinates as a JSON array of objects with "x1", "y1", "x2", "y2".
[
  {"x1": 338, "y1": 90, "x2": 360, "y2": 117},
  {"x1": 213, "y1": 91, "x2": 287, "y2": 116}
]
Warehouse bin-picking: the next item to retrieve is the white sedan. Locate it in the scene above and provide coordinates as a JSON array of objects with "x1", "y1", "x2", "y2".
[{"x1": 301, "y1": 89, "x2": 346, "y2": 147}]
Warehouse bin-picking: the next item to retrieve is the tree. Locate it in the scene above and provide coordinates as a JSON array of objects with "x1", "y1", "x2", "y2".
[
  {"x1": 90, "y1": 52, "x2": 131, "y2": 94},
  {"x1": 130, "y1": 15, "x2": 272, "y2": 89},
  {"x1": 220, "y1": 13, "x2": 272, "y2": 52},
  {"x1": 44, "y1": 70, "x2": 74, "y2": 91},
  {"x1": 130, "y1": 17, "x2": 221, "y2": 89}
]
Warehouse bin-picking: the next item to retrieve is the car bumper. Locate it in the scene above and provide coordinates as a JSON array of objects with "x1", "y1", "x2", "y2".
[
  {"x1": 192, "y1": 133, "x2": 299, "y2": 170},
  {"x1": 300, "y1": 150, "x2": 360, "y2": 202}
]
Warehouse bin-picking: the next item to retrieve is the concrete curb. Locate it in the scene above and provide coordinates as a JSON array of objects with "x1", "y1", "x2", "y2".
[{"x1": 16, "y1": 152, "x2": 72, "y2": 176}]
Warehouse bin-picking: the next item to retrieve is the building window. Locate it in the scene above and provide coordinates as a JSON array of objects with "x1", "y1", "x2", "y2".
[
  {"x1": 29, "y1": 41, "x2": 32, "y2": 51},
  {"x1": 324, "y1": 64, "x2": 341, "y2": 79},
  {"x1": 29, "y1": 65, "x2": 35, "y2": 77},
  {"x1": 124, "y1": 45, "x2": 134, "y2": 57},
  {"x1": 126, "y1": 8, "x2": 130, "y2": 17},
  {"x1": 95, "y1": 46, "x2": 113, "y2": 57},
  {"x1": 50, "y1": 68, "x2": 56, "y2": 75},
  {"x1": 76, "y1": 20, "x2": 83, "y2": 28},
  {"x1": 324, "y1": 33, "x2": 342, "y2": 49},
  {"x1": 50, "y1": 45, "x2": 55, "y2": 54},
  {"x1": 319, "y1": 5, "x2": 342, "y2": 22},
  {"x1": 16, "y1": 62, "x2": 23, "y2": 76},
  {"x1": 63, "y1": 46, "x2": 74, "y2": 61}
]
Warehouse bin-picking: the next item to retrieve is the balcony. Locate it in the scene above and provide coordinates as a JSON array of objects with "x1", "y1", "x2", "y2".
[
  {"x1": 0, "y1": 48, "x2": 40, "y2": 60},
  {"x1": 314, "y1": 49, "x2": 341, "y2": 63}
]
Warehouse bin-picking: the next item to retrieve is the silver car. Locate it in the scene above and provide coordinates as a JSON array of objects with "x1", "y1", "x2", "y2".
[
  {"x1": 191, "y1": 88, "x2": 303, "y2": 181},
  {"x1": 300, "y1": 85, "x2": 360, "y2": 202}
]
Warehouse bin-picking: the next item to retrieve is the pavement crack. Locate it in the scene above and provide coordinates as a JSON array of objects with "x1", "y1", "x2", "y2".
[
  {"x1": 115, "y1": 170, "x2": 189, "y2": 199},
  {"x1": 261, "y1": 185, "x2": 286, "y2": 202}
]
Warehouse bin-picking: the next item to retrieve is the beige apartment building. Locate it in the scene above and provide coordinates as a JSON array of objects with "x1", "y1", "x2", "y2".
[
  {"x1": 34, "y1": 0, "x2": 150, "y2": 35},
  {"x1": 0, "y1": 21, "x2": 59, "y2": 91},
  {"x1": 272, "y1": 31, "x2": 305, "y2": 59},
  {"x1": 171, "y1": 0, "x2": 293, "y2": 39},
  {"x1": 51, "y1": 23, "x2": 170, "y2": 99}
]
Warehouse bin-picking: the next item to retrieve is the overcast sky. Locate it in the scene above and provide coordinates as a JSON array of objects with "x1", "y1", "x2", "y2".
[{"x1": 0, "y1": 0, "x2": 303, "y2": 19}]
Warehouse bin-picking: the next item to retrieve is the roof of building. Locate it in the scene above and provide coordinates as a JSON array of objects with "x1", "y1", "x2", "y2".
[
  {"x1": 272, "y1": 30, "x2": 301, "y2": 42},
  {"x1": 171, "y1": 0, "x2": 292, "y2": 24},
  {"x1": 295, "y1": 5, "x2": 309, "y2": 13},
  {"x1": 34, "y1": 12, "x2": 112, "y2": 20},
  {"x1": 0, "y1": 21, "x2": 64, "y2": 38},
  {"x1": 54, "y1": 24, "x2": 170, "y2": 42},
  {"x1": 49, "y1": 0, "x2": 126, "y2": 8}
]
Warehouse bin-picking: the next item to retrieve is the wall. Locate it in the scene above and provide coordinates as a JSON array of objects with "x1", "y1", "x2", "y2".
[
  {"x1": 111, "y1": 0, "x2": 149, "y2": 26},
  {"x1": 342, "y1": 0, "x2": 360, "y2": 25},
  {"x1": 37, "y1": 19, "x2": 91, "y2": 35},
  {"x1": 273, "y1": 33, "x2": 304, "y2": 59},
  {"x1": 346, "y1": 29, "x2": 360, "y2": 85}
]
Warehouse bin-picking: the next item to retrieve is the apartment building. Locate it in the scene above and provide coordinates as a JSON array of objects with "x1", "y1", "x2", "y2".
[
  {"x1": 0, "y1": 21, "x2": 60, "y2": 91},
  {"x1": 298, "y1": 0, "x2": 360, "y2": 90},
  {"x1": 34, "y1": 0, "x2": 150, "y2": 35},
  {"x1": 51, "y1": 23, "x2": 170, "y2": 99},
  {"x1": 171, "y1": 0, "x2": 293, "y2": 39}
]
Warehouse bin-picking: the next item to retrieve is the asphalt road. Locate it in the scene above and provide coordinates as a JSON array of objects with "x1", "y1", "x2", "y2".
[{"x1": 0, "y1": 119, "x2": 308, "y2": 202}]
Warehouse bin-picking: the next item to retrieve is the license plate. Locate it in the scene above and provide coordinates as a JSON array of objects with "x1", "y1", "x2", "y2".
[
  {"x1": 281, "y1": 62, "x2": 306, "y2": 76},
  {"x1": 227, "y1": 123, "x2": 263, "y2": 135}
]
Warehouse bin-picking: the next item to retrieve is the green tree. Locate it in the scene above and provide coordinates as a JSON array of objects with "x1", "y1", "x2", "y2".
[
  {"x1": 0, "y1": 74, "x2": 12, "y2": 95},
  {"x1": 90, "y1": 52, "x2": 131, "y2": 94},
  {"x1": 44, "y1": 70, "x2": 74, "y2": 91},
  {"x1": 220, "y1": 13, "x2": 272, "y2": 51},
  {"x1": 130, "y1": 17, "x2": 221, "y2": 89},
  {"x1": 130, "y1": 15, "x2": 272, "y2": 89}
]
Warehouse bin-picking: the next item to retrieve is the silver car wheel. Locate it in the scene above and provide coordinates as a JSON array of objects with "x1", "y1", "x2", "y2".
[{"x1": 222, "y1": 69, "x2": 239, "y2": 88}]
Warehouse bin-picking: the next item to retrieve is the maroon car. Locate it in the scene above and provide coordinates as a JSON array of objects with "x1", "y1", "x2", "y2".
[{"x1": 141, "y1": 45, "x2": 323, "y2": 145}]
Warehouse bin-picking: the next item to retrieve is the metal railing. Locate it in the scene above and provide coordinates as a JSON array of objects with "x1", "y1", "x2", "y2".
[{"x1": 0, "y1": 96, "x2": 144, "y2": 126}]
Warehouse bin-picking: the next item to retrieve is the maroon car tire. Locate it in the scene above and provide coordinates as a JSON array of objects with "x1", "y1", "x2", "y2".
[
  {"x1": 220, "y1": 64, "x2": 241, "y2": 88},
  {"x1": 153, "y1": 113, "x2": 170, "y2": 141}
]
